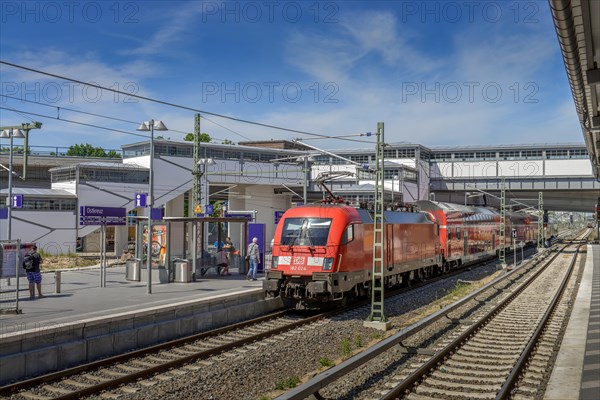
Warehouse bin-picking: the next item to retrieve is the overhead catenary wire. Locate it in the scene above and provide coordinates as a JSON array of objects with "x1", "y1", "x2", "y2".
[
  {"x1": 0, "y1": 106, "x2": 149, "y2": 139},
  {"x1": 0, "y1": 60, "x2": 374, "y2": 144},
  {"x1": 0, "y1": 94, "x2": 249, "y2": 142}
]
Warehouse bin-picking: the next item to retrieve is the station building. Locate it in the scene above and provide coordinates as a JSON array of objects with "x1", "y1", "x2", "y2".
[{"x1": 0, "y1": 139, "x2": 596, "y2": 256}]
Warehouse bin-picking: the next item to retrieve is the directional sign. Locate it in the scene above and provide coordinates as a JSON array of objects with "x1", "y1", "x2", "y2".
[
  {"x1": 135, "y1": 193, "x2": 147, "y2": 207},
  {"x1": 80, "y1": 206, "x2": 127, "y2": 226},
  {"x1": 12, "y1": 195, "x2": 23, "y2": 209}
]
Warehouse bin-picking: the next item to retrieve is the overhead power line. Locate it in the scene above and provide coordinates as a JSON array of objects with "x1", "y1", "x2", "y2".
[
  {"x1": 0, "y1": 106, "x2": 149, "y2": 139},
  {"x1": 0, "y1": 93, "x2": 251, "y2": 141},
  {"x1": 0, "y1": 60, "x2": 372, "y2": 143}
]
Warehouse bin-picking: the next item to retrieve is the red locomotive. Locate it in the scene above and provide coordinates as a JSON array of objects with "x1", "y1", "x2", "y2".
[{"x1": 263, "y1": 200, "x2": 541, "y2": 308}]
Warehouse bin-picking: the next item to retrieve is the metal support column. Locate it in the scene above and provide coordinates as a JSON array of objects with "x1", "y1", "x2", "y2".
[
  {"x1": 192, "y1": 113, "x2": 202, "y2": 215},
  {"x1": 365, "y1": 122, "x2": 391, "y2": 330},
  {"x1": 537, "y1": 192, "x2": 544, "y2": 249},
  {"x1": 499, "y1": 177, "x2": 507, "y2": 269}
]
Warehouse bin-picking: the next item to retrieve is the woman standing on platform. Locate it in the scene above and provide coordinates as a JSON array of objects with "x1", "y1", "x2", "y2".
[{"x1": 221, "y1": 237, "x2": 234, "y2": 275}]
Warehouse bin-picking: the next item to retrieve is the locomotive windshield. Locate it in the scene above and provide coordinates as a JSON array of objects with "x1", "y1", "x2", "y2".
[{"x1": 280, "y1": 218, "x2": 332, "y2": 246}]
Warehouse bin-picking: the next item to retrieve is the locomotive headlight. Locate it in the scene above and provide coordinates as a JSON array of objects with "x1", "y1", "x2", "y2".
[
  {"x1": 322, "y1": 257, "x2": 334, "y2": 271},
  {"x1": 271, "y1": 256, "x2": 278, "y2": 269}
]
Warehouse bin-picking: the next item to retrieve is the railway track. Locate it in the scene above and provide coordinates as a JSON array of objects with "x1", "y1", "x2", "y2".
[
  {"x1": 386, "y1": 242, "x2": 583, "y2": 400},
  {"x1": 277, "y1": 232, "x2": 588, "y2": 400},
  {"x1": 0, "y1": 310, "x2": 326, "y2": 400}
]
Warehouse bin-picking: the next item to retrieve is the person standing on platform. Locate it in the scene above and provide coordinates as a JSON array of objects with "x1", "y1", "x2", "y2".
[
  {"x1": 221, "y1": 237, "x2": 234, "y2": 276},
  {"x1": 24, "y1": 245, "x2": 43, "y2": 299},
  {"x1": 246, "y1": 237, "x2": 260, "y2": 281}
]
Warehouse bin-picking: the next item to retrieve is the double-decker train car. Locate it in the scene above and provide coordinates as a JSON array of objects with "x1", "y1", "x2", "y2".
[
  {"x1": 415, "y1": 201, "x2": 539, "y2": 268},
  {"x1": 264, "y1": 201, "x2": 542, "y2": 309}
]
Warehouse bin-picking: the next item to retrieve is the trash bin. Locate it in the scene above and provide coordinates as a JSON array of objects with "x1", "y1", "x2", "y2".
[
  {"x1": 126, "y1": 258, "x2": 141, "y2": 281},
  {"x1": 174, "y1": 259, "x2": 192, "y2": 283}
]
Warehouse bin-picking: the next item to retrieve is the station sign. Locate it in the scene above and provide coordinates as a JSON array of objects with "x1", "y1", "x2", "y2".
[
  {"x1": 135, "y1": 193, "x2": 147, "y2": 207},
  {"x1": 12, "y1": 195, "x2": 23, "y2": 209},
  {"x1": 80, "y1": 206, "x2": 127, "y2": 226},
  {"x1": 225, "y1": 212, "x2": 253, "y2": 220}
]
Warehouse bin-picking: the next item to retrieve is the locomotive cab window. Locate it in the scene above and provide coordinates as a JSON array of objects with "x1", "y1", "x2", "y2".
[
  {"x1": 342, "y1": 224, "x2": 354, "y2": 244},
  {"x1": 281, "y1": 218, "x2": 332, "y2": 246}
]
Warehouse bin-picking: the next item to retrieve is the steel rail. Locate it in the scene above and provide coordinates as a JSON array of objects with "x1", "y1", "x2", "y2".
[
  {"x1": 275, "y1": 247, "x2": 553, "y2": 400},
  {"x1": 0, "y1": 309, "x2": 292, "y2": 396},
  {"x1": 381, "y1": 239, "x2": 582, "y2": 400},
  {"x1": 51, "y1": 311, "x2": 329, "y2": 400},
  {"x1": 496, "y1": 244, "x2": 583, "y2": 399}
]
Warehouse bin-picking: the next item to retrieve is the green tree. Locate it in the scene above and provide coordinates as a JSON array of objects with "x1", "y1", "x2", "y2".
[
  {"x1": 66, "y1": 144, "x2": 121, "y2": 158},
  {"x1": 223, "y1": 139, "x2": 235, "y2": 145},
  {"x1": 183, "y1": 133, "x2": 212, "y2": 142}
]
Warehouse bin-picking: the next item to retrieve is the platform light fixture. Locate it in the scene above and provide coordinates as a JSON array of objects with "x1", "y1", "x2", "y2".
[
  {"x1": 1, "y1": 128, "x2": 25, "y2": 240},
  {"x1": 136, "y1": 120, "x2": 168, "y2": 294}
]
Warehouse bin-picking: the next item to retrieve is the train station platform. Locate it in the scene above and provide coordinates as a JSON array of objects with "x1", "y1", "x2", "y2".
[
  {"x1": 545, "y1": 244, "x2": 600, "y2": 400},
  {"x1": 0, "y1": 265, "x2": 281, "y2": 384}
]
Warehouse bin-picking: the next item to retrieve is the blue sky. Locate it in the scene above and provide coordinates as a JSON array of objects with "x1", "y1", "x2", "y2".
[{"x1": 0, "y1": 1, "x2": 582, "y2": 152}]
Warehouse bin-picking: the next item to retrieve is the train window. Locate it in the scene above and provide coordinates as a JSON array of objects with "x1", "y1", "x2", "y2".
[
  {"x1": 342, "y1": 224, "x2": 354, "y2": 244},
  {"x1": 281, "y1": 217, "x2": 332, "y2": 247},
  {"x1": 456, "y1": 227, "x2": 461, "y2": 239}
]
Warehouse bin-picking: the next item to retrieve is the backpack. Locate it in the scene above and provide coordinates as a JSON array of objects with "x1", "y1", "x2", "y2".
[{"x1": 23, "y1": 252, "x2": 34, "y2": 271}]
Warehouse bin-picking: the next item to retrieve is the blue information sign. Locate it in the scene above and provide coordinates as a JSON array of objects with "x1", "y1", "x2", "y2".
[
  {"x1": 274, "y1": 211, "x2": 285, "y2": 224},
  {"x1": 80, "y1": 206, "x2": 127, "y2": 226},
  {"x1": 0, "y1": 208, "x2": 7, "y2": 219},
  {"x1": 205, "y1": 204, "x2": 214, "y2": 215},
  {"x1": 150, "y1": 208, "x2": 163, "y2": 220},
  {"x1": 12, "y1": 195, "x2": 23, "y2": 209},
  {"x1": 135, "y1": 193, "x2": 147, "y2": 207}
]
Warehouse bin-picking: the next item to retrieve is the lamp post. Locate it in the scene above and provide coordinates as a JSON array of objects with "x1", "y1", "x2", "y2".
[
  {"x1": 137, "y1": 120, "x2": 168, "y2": 294},
  {"x1": 1, "y1": 128, "x2": 25, "y2": 240}
]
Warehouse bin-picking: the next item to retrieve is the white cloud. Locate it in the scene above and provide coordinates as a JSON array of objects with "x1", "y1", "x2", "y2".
[{"x1": 125, "y1": 3, "x2": 206, "y2": 56}]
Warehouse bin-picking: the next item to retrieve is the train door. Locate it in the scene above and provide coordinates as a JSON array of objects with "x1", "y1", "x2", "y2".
[
  {"x1": 492, "y1": 233, "x2": 496, "y2": 250},
  {"x1": 463, "y1": 231, "x2": 468, "y2": 256}
]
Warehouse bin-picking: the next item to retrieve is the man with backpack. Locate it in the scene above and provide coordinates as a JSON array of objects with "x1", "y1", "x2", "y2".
[{"x1": 23, "y1": 245, "x2": 43, "y2": 299}]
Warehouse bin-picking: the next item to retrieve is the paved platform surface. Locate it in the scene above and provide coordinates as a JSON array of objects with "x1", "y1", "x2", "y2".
[
  {"x1": 580, "y1": 244, "x2": 599, "y2": 399},
  {"x1": 545, "y1": 244, "x2": 600, "y2": 399},
  {"x1": 0, "y1": 265, "x2": 263, "y2": 336}
]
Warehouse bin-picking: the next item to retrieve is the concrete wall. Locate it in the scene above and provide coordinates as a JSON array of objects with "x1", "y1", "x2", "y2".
[
  {"x1": 0, "y1": 290, "x2": 284, "y2": 385},
  {"x1": 0, "y1": 211, "x2": 77, "y2": 255}
]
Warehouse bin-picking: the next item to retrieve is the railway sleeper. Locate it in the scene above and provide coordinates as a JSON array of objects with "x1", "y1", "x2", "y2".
[{"x1": 429, "y1": 370, "x2": 504, "y2": 385}]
